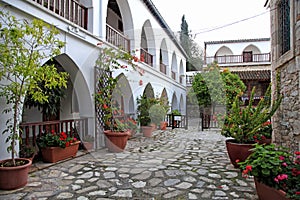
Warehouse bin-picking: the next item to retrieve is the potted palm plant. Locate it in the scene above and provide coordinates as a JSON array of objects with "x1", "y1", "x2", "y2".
[
  {"x1": 0, "y1": 11, "x2": 68, "y2": 189},
  {"x1": 221, "y1": 85, "x2": 282, "y2": 167}
]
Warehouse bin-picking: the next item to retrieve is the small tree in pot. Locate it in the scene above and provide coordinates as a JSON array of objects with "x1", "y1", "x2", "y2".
[
  {"x1": 0, "y1": 11, "x2": 68, "y2": 189},
  {"x1": 149, "y1": 103, "x2": 167, "y2": 129}
]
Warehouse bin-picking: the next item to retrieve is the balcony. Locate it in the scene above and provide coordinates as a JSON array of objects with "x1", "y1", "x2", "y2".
[
  {"x1": 160, "y1": 63, "x2": 166, "y2": 74},
  {"x1": 106, "y1": 24, "x2": 130, "y2": 52},
  {"x1": 32, "y1": 0, "x2": 88, "y2": 29},
  {"x1": 140, "y1": 48, "x2": 153, "y2": 66},
  {"x1": 206, "y1": 53, "x2": 270, "y2": 65},
  {"x1": 171, "y1": 71, "x2": 176, "y2": 80}
]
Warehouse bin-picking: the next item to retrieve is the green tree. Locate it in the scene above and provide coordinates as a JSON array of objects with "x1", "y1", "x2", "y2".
[
  {"x1": 0, "y1": 10, "x2": 68, "y2": 165},
  {"x1": 191, "y1": 73, "x2": 211, "y2": 111},
  {"x1": 221, "y1": 68, "x2": 246, "y2": 110},
  {"x1": 179, "y1": 15, "x2": 203, "y2": 71},
  {"x1": 189, "y1": 62, "x2": 246, "y2": 113}
]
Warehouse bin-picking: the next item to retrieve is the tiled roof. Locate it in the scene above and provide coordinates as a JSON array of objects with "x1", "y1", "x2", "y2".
[
  {"x1": 232, "y1": 70, "x2": 270, "y2": 80},
  {"x1": 204, "y1": 38, "x2": 270, "y2": 45}
]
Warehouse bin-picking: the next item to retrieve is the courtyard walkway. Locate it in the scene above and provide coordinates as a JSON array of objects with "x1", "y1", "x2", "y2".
[{"x1": 0, "y1": 125, "x2": 258, "y2": 200}]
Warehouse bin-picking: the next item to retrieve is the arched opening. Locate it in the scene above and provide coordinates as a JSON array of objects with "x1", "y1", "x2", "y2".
[{"x1": 143, "y1": 83, "x2": 155, "y2": 98}]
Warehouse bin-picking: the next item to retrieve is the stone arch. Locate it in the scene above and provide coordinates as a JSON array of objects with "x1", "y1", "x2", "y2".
[
  {"x1": 215, "y1": 46, "x2": 233, "y2": 56},
  {"x1": 22, "y1": 53, "x2": 93, "y2": 122},
  {"x1": 171, "y1": 52, "x2": 178, "y2": 80},
  {"x1": 179, "y1": 60, "x2": 184, "y2": 84},
  {"x1": 160, "y1": 88, "x2": 169, "y2": 112},
  {"x1": 113, "y1": 73, "x2": 134, "y2": 115},
  {"x1": 141, "y1": 20, "x2": 156, "y2": 67},
  {"x1": 143, "y1": 83, "x2": 154, "y2": 98},
  {"x1": 171, "y1": 93, "x2": 178, "y2": 111},
  {"x1": 179, "y1": 94, "x2": 185, "y2": 114},
  {"x1": 159, "y1": 39, "x2": 169, "y2": 74},
  {"x1": 106, "y1": 0, "x2": 134, "y2": 51},
  {"x1": 243, "y1": 44, "x2": 261, "y2": 54}
]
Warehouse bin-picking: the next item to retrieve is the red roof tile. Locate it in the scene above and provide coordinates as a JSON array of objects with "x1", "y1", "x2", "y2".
[{"x1": 232, "y1": 70, "x2": 270, "y2": 80}]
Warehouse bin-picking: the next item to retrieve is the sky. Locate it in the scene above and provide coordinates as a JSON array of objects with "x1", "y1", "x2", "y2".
[{"x1": 151, "y1": 0, "x2": 270, "y2": 49}]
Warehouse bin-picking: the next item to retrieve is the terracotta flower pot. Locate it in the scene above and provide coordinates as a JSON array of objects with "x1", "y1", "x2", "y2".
[
  {"x1": 160, "y1": 121, "x2": 167, "y2": 130},
  {"x1": 141, "y1": 126, "x2": 153, "y2": 137},
  {"x1": 41, "y1": 141, "x2": 80, "y2": 163},
  {"x1": 254, "y1": 178, "x2": 288, "y2": 200},
  {"x1": 225, "y1": 139, "x2": 254, "y2": 168},
  {"x1": 104, "y1": 130, "x2": 130, "y2": 152},
  {"x1": 83, "y1": 141, "x2": 94, "y2": 151},
  {"x1": 0, "y1": 158, "x2": 32, "y2": 190}
]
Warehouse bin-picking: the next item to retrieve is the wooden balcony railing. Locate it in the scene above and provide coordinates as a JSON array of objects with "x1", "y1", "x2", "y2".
[
  {"x1": 171, "y1": 71, "x2": 176, "y2": 80},
  {"x1": 106, "y1": 24, "x2": 130, "y2": 52},
  {"x1": 206, "y1": 53, "x2": 270, "y2": 64},
  {"x1": 19, "y1": 118, "x2": 88, "y2": 147},
  {"x1": 32, "y1": 0, "x2": 88, "y2": 29},
  {"x1": 160, "y1": 63, "x2": 167, "y2": 74},
  {"x1": 140, "y1": 48, "x2": 153, "y2": 67}
]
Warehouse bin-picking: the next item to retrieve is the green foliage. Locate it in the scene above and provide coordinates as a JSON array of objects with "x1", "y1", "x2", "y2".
[
  {"x1": 191, "y1": 73, "x2": 211, "y2": 108},
  {"x1": 37, "y1": 131, "x2": 78, "y2": 148},
  {"x1": 239, "y1": 144, "x2": 300, "y2": 199},
  {"x1": 94, "y1": 45, "x2": 137, "y2": 131},
  {"x1": 221, "y1": 85, "x2": 282, "y2": 143},
  {"x1": 171, "y1": 109, "x2": 181, "y2": 115},
  {"x1": 136, "y1": 95, "x2": 161, "y2": 126},
  {"x1": 221, "y1": 68, "x2": 246, "y2": 110},
  {"x1": 0, "y1": 10, "x2": 68, "y2": 164},
  {"x1": 180, "y1": 15, "x2": 203, "y2": 71},
  {"x1": 149, "y1": 103, "x2": 167, "y2": 125},
  {"x1": 190, "y1": 63, "x2": 245, "y2": 112}
]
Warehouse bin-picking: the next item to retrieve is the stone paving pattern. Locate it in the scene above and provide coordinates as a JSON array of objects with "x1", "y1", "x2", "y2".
[{"x1": 0, "y1": 127, "x2": 258, "y2": 200}]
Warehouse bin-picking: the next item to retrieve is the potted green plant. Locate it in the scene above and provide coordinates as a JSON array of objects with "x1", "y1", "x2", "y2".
[
  {"x1": 221, "y1": 85, "x2": 282, "y2": 167},
  {"x1": 94, "y1": 44, "x2": 137, "y2": 152},
  {"x1": 149, "y1": 103, "x2": 167, "y2": 130},
  {"x1": 0, "y1": 11, "x2": 68, "y2": 190},
  {"x1": 239, "y1": 144, "x2": 300, "y2": 200},
  {"x1": 37, "y1": 130, "x2": 80, "y2": 163},
  {"x1": 136, "y1": 95, "x2": 159, "y2": 137},
  {"x1": 82, "y1": 135, "x2": 95, "y2": 150},
  {"x1": 126, "y1": 118, "x2": 138, "y2": 138}
]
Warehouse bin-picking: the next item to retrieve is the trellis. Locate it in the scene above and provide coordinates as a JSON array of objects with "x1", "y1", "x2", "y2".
[{"x1": 94, "y1": 67, "x2": 111, "y2": 148}]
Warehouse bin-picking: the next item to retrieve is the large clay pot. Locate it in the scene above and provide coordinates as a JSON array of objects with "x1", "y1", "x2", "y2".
[
  {"x1": 254, "y1": 178, "x2": 288, "y2": 200},
  {"x1": 225, "y1": 139, "x2": 254, "y2": 168},
  {"x1": 41, "y1": 141, "x2": 80, "y2": 163},
  {"x1": 104, "y1": 130, "x2": 129, "y2": 152},
  {"x1": 160, "y1": 121, "x2": 167, "y2": 130},
  {"x1": 83, "y1": 141, "x2": 94, "y2": 151},
  {"x1": 141, "y1": 126, "x2": 153, "y2": 137},
  {"x1": 0, "y1": 158, "x2": 32, "y2": 190}
]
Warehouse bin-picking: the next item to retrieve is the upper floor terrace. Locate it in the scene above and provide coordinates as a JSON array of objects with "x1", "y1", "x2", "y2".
[
  {"x1": 204, "y1": 38, "x2": 271, "y2": 67},
  {"x1": 26, "y1": 0, "x2": 187, "y2": 85}
]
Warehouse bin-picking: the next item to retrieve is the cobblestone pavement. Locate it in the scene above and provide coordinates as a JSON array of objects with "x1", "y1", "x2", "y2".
[{"x1": 0, "y1": 126, "x2": 258, "y2": 200}]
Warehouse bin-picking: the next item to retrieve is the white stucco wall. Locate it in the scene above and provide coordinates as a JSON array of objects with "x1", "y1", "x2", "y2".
[
  {"x1": 205, "y1": 39, "x2": 270, "y2": 57},
  {"x1": 0, "y1": 0, "x2": 187, "y2": 158}
]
